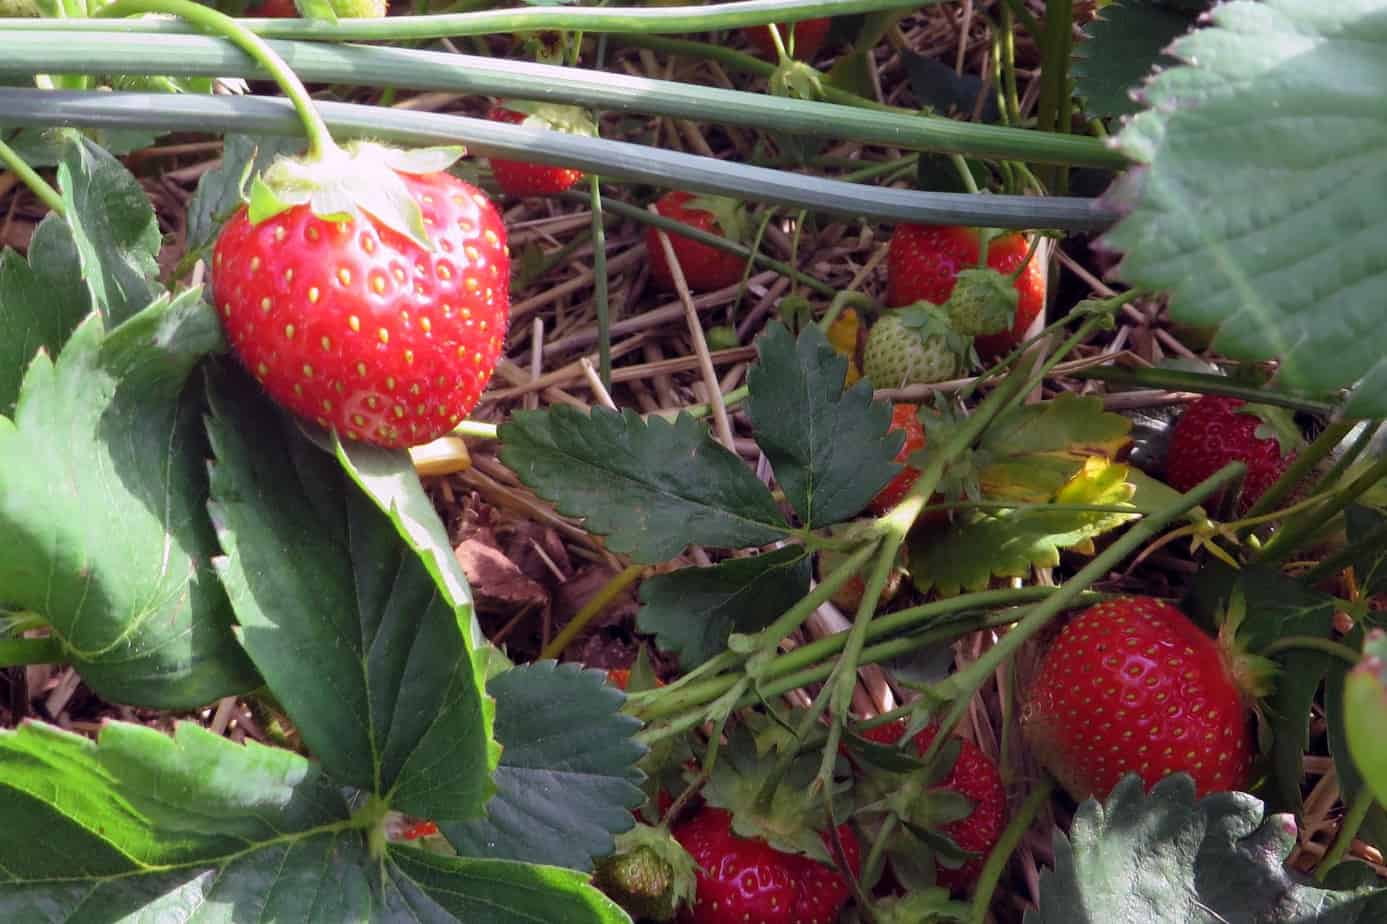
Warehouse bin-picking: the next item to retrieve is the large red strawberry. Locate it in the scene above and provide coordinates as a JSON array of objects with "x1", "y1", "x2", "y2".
[
  {"x1": 646, "y1": 191, "x2": 749, "y2": 293},
  {"x1": 673, "y1": 807, "x2": 859, "y2": 924},
  {"x1": 870, "y1": 403, "x2": 927, "y2": 514},
  {"x1": 861, "y1": 721, "x2": 1007, "y2": 892},
  {"x1": 1166, "y1": 395, "x2": 1299, "y2": 514},
  {"x1": 486, "y1": 104, "x2": 594, "y2": 197},
  {"x1": 212, "y1": 142, "x2": 509, "y2": 449},
  {"x1": 1020, "y1": 596, "x2": 1254, "y2": 801},
  {"x1": 886, "y1": 225, "x2": 1044, "y2": 359},
  {"x1": 742, "y1": 17, "x2": 831, "y2": 60}
]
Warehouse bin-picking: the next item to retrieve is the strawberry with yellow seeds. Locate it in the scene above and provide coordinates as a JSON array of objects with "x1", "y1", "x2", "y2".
[
  {"x1": 862, "y1": 304, "x2": 971, "y2": 389},
  {"x1": 212, "y1": 141, "x2": 510, "y2": 449}
]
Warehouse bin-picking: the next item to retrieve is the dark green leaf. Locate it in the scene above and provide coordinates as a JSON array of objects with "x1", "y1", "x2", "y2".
[
  {"x1": 824, "y1": 50, "x2": 875, "y2": 100},
  {"x1": 1073, "y1": 0, "x2": 1192, "y2": 118},
  {"x1": 0, "y1": 214, "x2": 89, "y2": 415},
  {"x1": 186, "y1": 134, "x2": 304, "y2": 258},
  {"x1": 746, "y1": 323, "x2": 900, "y2": 527},
  {"x1": 0, "y1": 125, "x2": 159, "y2": 168},
  {"x1": 1028, "y1": 774, "x2": 1387, "y2": 923},
  {"x1": 901, "y1": 50, "x2": 999, "y2": 121},
  {"x1": 57, "y1": 132, "x2": 163, "y2": 328},
  {"x1": 1101, "y1": 0, "x2": 1387, "y2": 414},
  {"x1": 206, "y1": 368, "x2": 493, "y2": 822},
  {"x1": 637, "y1": 546, "x2": 811, "y2": 668},
  {"x1": 498, "y1": 405, "x2": 789, "y2": 563},
  {"x1": 443, "y1": 662, "x2": 645, "y2": 871},
  {"x1": 1186, "y1": 564, "x2": 1337, "y2": 815},
  {"x1": 336, "y1": 437, "x2": 486, "y2": 649},
  {"x1": 0, "y1": 294, "x2": 255, "y2": 707},
  {"x1": 387, "y1": 848, "x2": 630, "y2": 923},
  {"x1": 0, "y1": 720, "x2": 625, "y2": 923},
  {"x1": 1346, "y1": 505, "x2": 1387, "y2": 596}
]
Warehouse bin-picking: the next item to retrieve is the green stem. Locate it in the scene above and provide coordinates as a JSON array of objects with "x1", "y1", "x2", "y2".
[
  {"x1": 1036, "y1": 0, "x2": 1073, "y2": 193},
  {"x1": 1240, "y1": 420, "x2": 1354, "y2": 526},
  {"x1": 0, "y1": 636, "x2": 64, "y2": 668},
  {"x1": 588, "y1": 175, "x2": 612, "y2": 388},
  {"x1": 1258, "y1": 453, "x2": 1387, "y2": 564},
  {"x1": 740, "y1": 540, "x2": 881, "y2": 652},
  {"x1": 539, "y1": 564, "x2": 643, "y2": 661},
  {"x1": 1316, "y1": 786, "x2": 1375, "y2": 882},
  {"x1": 919, "y1": 463, "x2": 1243, "y2": 767},
  {"x1": 968, "y1": 777, "x2": 1054, "y2": 924},
  {"x1": 1259, "y1": 635, "x2": 1361, "y2": 666},
  {"x1": 450, "y1": 419, "x2": 498, "y2": 440},
  {"x1": 1314, "y1": 422, "x2": 1382, "y2": 496},
  {"x1": 94, "y1": 0, "x2": 334, "y2": 157},
  {"x1": 1074, "y1": 366, "x2": 1339, "y2": 416},
  {"x1": 997, "y1": 0, "x2": 1042, "y2": 41},
  {"x1": 0, "y1": 135, "x2": 63, "y2": 214}
]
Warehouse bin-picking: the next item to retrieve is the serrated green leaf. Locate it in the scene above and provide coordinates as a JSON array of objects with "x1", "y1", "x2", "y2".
[
  {"x1": 0, "y1": 214, "x2": 89, "y2": 415},
  {"x1": 0, "y1": 721, "x2": 625, "y2": 923},
  {"x1": 746, "y1": 323, "x2": 901, "y2": 527},
  {"x1": 637, "y1": 546, "x2": 812, "y2": 668},
  {"x1": 443, "y1": 662, "x2": 645, "y2": 871},
  {"x1": 911, "y1": 458, "x2": 1138, "y2": 595},
  {"x1": 498, "y1": 405, "x2": 789, "y2": 563},
  {"x1": 980, "y1": 393, "x2": 1132, "y2": 459},
  {"x1": 1101, "y1": 0, "x2": 1387, "y2": 414},
  {"x1": 1073, "y1": 0, "x2": 1192, "y2": 118},
  {"x1": 1186, "y1": 564, "x2": 1336, "y2": 815},
  {"x1": 186, "y1": 134, "x2": 305, "y2": 257},
  {"x1": 57, "y1": 132, "x2": 164, "y2": 328},
  {"x1": 1028, "y1": 774, "x2": 1387, "y2": 923},
  {"x1": 206, "y1": 367, "x2": 492, "y2": 822},
  {"x1": 0, "y1": 293, "x2": 256, "y2": 707}
]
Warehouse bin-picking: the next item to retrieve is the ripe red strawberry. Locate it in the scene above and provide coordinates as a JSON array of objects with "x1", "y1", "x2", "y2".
[
  {"x1": 870, "y1": 403, "x2": 926, "y2": 514},
  {"x1": 886, "y1": 225, "x2": 1044, "y2": 359},
  {"x1": 646, "y1": 191, "x2": 749, "y2": 293},
  {"x1": 398, "y1": 820, "x2": 438, "y2": 841},
  {"x1": 1020, "y1": 596, "x2": 1254, "y2": 801},
  {"x1": 673, "y1": 807, "x2": 859, "y2": 924},
  {"x1": 742, "y1": 17, "x2": 831, "y2": 60},
  {"x1": 486, "y1": 105, "x2": 586, "y2": 197},
  {"x1": 212, "y1": 157, "x2": 509, "y2": 449},
  {"x1": 861, "y1": 721, "x2": 1006, "y2": 892},
  {"x1": 1166, "y1": 395, "x2": 1298, "y2": 514}
]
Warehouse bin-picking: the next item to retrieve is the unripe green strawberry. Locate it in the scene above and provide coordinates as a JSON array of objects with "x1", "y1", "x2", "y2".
[
  {"x1": 862, "y1": 305, "x2": 970, "y2": 389},
  {"x1": 943, "y1": 268, "x2": 1018, "y2": 338},
  {"x1": 594, "y1": 825, "x2": 697, "y2": 923}
]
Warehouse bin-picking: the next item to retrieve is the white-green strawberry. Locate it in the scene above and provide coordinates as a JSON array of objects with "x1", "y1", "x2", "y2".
[
  {"x1": 943, "y1": 268, "x2": 1018, "y2": 337},
  {"x1": 863, "y1": 305, "x2": 971, "y2": 388}
]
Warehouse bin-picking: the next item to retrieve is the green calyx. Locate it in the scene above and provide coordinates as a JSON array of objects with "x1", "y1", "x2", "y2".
[
  {"x1": 593, "y1": 825, "x2": 697, "y2": 923},
  {"x1": 246, "y1": 141, "x2": 465, "y2": 250},
  {"x1": 1238, "y1": 403, "x2": 1305, "y2": 458},
  {"x1": 943, "y1": 267, "x2": 1017, "y2": 337},
  {"x1": 501, "y1": 101, "x2": 600, "y2": 138},
  {"x1": 769, "y1": 60, "x2": 826, "y2": 101},
  {"x1": 683, "y1": 194, "x2": 752, "y2": 247}
]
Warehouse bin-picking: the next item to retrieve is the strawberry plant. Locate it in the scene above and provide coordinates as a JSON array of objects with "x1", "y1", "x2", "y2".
[{"x1": 3, "y1": 0, "x2": 1387, "y2": 920}]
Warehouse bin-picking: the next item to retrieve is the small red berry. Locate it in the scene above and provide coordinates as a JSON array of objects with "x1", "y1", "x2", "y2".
[
  {"x1": 1166, "y1": 396, "x2": 1296, "y2": 514},
  {"x1": 211, "y1": 170, "x2": 509, "y2": 449},
  {"x1": 886, "y1": 225, "x2": 1045, "y2": 359},
  {"x1": 1021, "y1": 596, "x2": 1254, "y2": 801},
  {"x1": 869, "y1": 404, "x2": 927, "y2": 514},
  {"x1": 486, "y1": 106, "x2": 585, "y2": 197},
  {"x1": 742, "y1": 17, "x2": 832, "y2": 60},
  {"x1": 645, "y1": 191, "x2": 749, "y2": 293}
]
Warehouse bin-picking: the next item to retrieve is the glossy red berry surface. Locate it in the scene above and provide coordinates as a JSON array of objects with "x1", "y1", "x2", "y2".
[
  {"x1": 886, "y1": 225, "x2": 1045, "y2": 359},
  {"x1": 212, "y1": 170, "x2": 509, "y2": 449},
  {"x1": 1166, "y1": 395, "x2": 1296, "y2": 514},
  {"x1": 487, "y1": 106, "x2": 585, "y2": 197},
  {"x1": 742, "y1": 17, "x2": 832, "y2": 60},
  {"x1": 646, "y1": 191, "x2": 748, "y2": 293},
  {"x1": 869, "y1": 403, "x2": 927, "y2": 515},
  {"x1": 1021, "y1": 596, "x2": 1254, "y2": 801}
]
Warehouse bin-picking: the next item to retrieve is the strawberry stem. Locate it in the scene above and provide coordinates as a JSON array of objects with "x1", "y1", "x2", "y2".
[
  {"x1": 1073, "y1": 366, "x2": 1337, "y2": 415},
  {"x1": 589, "y1": 175, "x2": 613, "y2": 387},
  {"x1": 0, "y1": 135, "x2": 63, "y2": 215},
  {"x1": 966, "y1": 777, "x2": 1054, "y2": 924},
  {"x1": 94, "y1": 0, "x2": 337, "y2": 160},
  {"x1": 1258, "y1": 452, "x2": 1387, "y2": 564},
  {"x1": 1240, "y1": 419, "x2": 1353, "y2": 526},
  {"x1": 1259, "y1": 635, "x2": 1360, "y2": 666},
  {"x1": 539, "y1": 564, "x2": 644, "y2": 660}
]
